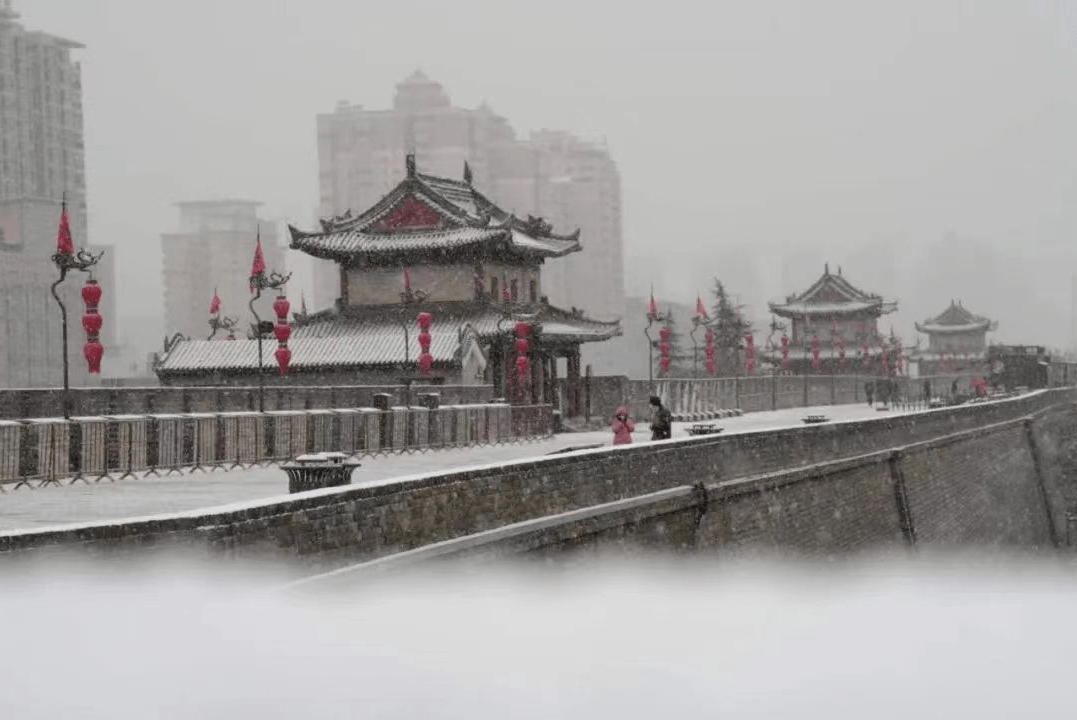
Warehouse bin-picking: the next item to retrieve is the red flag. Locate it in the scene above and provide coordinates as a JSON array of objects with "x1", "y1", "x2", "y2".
[
  {"x1": 56, "y1": 203, "x2": 74, "y2": 255},
  {"x1": 404, "y1": 268, "x2": 411, "y2": 290},
  {"x1": 209, "y1": 288, "x2": 221, "y2": 315},
  {"x1": 696, "y1": 296, "x2": 707, "y2": 318},
  {"x1": 649, "y1": 292, "x2": 658, "y2": 318},
  {"x1": 249, "y1": 234, "x2": 266, "y2": 292}
]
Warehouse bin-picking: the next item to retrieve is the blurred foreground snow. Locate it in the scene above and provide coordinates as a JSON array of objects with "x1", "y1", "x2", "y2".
[{"x1": 1, "y1": 551, "x2": 1074, "y2": 718}]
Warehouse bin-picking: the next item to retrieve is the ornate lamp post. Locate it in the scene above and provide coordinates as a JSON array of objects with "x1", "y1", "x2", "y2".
[
  {"x1": 50, "y1": 198, "x2": 104, "y2": 419},
  {"x1": 207, "y1": 289, "x2": 238, "y2": 340},
  {"x1": 644, "y1": 288, "x2": 666, "y2": 389},
  {"x1": 248, "y1": 232, "x2": 291, "y2": 413}
]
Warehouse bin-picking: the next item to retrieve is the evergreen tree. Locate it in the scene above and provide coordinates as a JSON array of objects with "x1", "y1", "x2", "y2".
[
  {"x1": 709, "y1": 278, "x2": 754, "y2": 375},
  {"x1": 663, "y1": 306, "x2": 693, "y2": 376}
]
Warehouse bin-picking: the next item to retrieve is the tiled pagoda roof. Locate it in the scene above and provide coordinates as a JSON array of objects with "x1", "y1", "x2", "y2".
[
  {"x1": 289, "y1": 158, "x2": 581, "y2": 265},
  {"x1": 915, "y1": 300, "x2": 997, "y2": 335},
  {"x1": 769, "y1": 264, "x2": 897, "y2": 319},
  {"x1": 155, "y1": 301, "x2": 620, "y2": 376}
]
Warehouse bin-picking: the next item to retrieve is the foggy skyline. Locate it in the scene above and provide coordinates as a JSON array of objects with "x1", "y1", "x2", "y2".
[{"x1": 15, "y1": 0, "x2": 1077, "y2": 352}]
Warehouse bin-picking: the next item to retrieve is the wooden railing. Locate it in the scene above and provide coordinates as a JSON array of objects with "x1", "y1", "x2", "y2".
[{"x1": 0, "y1": 403, "x2": 553, "y2": 490}]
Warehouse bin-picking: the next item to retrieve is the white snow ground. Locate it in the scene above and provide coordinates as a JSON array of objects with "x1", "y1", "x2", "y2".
[{"x1": 0, "y1": 401, "x2": 916, "y2": 532}]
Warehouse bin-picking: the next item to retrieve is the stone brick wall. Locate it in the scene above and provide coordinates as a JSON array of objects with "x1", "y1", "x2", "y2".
[{"x1": 0, "y1": 384, "x2": 495, "y2": 420}]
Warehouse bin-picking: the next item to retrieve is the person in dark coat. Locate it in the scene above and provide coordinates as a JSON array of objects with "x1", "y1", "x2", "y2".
[
  {"x1": 649, "y1": 395, "x2": 672, "y2": 441},
  {"x1": 922, "y1": 379, "x2": 931, "y2": 402},
  {"x1": 865, "y1": 381, "x2": 874, "y2": 407}
]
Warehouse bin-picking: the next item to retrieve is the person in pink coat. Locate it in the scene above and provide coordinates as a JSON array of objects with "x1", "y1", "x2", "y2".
[{"x1": 611, "y1": 405, "x2": 634, "y2": 445}]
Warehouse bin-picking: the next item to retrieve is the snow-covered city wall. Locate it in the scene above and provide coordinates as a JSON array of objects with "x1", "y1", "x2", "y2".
[{"x1": 2, "y1": 389, "x2": 1074, "y2": 571}]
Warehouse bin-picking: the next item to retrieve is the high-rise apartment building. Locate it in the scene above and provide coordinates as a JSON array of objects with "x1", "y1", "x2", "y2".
[
  {"x1": 0, "y1": 2, "x2": 114, "y2": 388},
  {"x1": 161, "y1": 200, "x2": 284, "y2": 342},
  {"x1": 0, "y1": 1, "x2": 87, "y2": 250},
  {"x1": 313, "y1": 73, "x2": 625, "y2": 372}
]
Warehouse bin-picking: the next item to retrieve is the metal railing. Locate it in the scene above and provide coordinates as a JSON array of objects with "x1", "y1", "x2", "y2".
[{"x1": 0, "y1": 403, "x2": 553, "y2": 490}]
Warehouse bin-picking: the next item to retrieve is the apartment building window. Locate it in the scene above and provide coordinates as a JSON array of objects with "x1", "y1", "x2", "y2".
[
  {"x1": 529, "y1": 279, "x2": 537, "y2": 303},
  {"x1": 510, "y1": 279, "x2": 518, "y2": 302}
]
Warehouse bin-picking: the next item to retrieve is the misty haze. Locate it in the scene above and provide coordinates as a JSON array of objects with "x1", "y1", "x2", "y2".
[{"x1": 5, "y1": 0, "x2": 1077, "y2": 717}]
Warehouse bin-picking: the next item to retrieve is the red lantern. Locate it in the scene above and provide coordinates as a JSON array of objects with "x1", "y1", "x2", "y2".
[
  {"x1": 660, "y1": 357, "x2": 671, "y2": 372},
  {"x1": 273, "y1": 295, "x2": 292, "y2": 375},
  {"x1": 272, "y1": 295, "x2": 290, "y2": 321},
  {"x1": 417, "y1": 311, "x2": 432, "y2": 330},
  {"x1": 418, "y1": 331, "x2": 432, "y2": 352},
  {"x1": 704, "y1": 345, "x2": 715, "y2": 358},
  {"x1": 705, "y1": 331, "x2": 715, "y2": 344},
  {"x1": 516, "y1": 338, "x2": 529, "y2": 355},
  {"x1": 659, "y1": 327, "x2": 671, "y2": 342},
  {"x1": 82, "y1": 312, "x2": 102, "y2": 335},
  {"x1": 418, "y1": 353, "x2": 433, "y2": 374},
  {"x1": 515, "y1": 321, "x2": 530, "y2": 338},
  {"x1": 81, "y1": 279, "x2": 104, "y2": 373},
  {"x1": 274, "y1": 346, "x2": 291, "y2": 375},
  {"x1": 83, "y1": 341, "x2": 103, "y2": 374},
  {"x1": 705, "y1": 359, "x2": 717, "y2": 375},
  {"x1": 516, "y1": 355, "x2": 530, "y2": 375},
  {"x1": 81, "y1": 280, "x2": 102, "y2": 310}
]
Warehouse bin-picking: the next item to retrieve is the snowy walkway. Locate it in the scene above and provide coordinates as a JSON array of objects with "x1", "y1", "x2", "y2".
[{"x1": 0, "y1": 401, "x2": 914, "y2": 532}]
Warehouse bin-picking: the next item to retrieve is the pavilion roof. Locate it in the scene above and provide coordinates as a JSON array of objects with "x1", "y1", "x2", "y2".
[
  {"x1": 155, "y1": 301, "x2": 620, "y2": 376},
  {"x1": 769, "y1": 264, "x2": 896, "y2": 319},
  {"x1": 289, "y1": 157, "x2": 581, "y2": 265},
  {"x1": 915, "y1": 300, "x2": 997, "y2": 335}
]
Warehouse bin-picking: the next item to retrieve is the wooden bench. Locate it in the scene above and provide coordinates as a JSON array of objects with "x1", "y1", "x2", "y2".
[{"x1": 688, "y1": 423, "x2": 724, "y2": 436}]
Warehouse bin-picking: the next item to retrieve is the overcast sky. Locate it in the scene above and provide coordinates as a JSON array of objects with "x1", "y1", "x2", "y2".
[{"x1": 18, "y1": 0, "x2": 1077, "y2": 349}]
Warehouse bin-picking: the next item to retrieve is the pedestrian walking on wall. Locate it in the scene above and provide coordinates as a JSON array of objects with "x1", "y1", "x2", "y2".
[
  {"x1": 649, "y1": 395, "x2": 673, "y2": 441},
  {"x1": 865, "y1": 382, "x2": 874, "y2": 407},
  {"x1": 611, "y1": 405, "x2": 634, "y2": 445}
]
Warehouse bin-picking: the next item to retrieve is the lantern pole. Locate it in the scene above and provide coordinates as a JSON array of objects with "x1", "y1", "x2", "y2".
[
  {"x1": 398, "y1": 279, "x2": 429, "y2": 408},
  {"x1": 50, "y1": 203, "x2": 103, "y2": 419},
  {"x1": 644, "y1": 309, "x2": 666, "y2": 391},
  {"x1": 249, "y1": 270, "x2": 291, "y2": 413}
]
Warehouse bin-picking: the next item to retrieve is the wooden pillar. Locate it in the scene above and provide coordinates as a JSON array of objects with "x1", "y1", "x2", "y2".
[
  {"x1": 567, "y1": 348, "x2": 582, "y2": 417},
  {"x1": 549, "y1": 353, "x2": 560, "y2": 410},
  {"x1": 531, "y1": 350, "x2": 543, "y2": 405}
]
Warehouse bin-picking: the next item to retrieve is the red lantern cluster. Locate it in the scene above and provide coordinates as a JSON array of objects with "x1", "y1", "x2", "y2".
[
  {"x1": 272, "y1": 294, "x2": 291, "y2": 375},
  {"x1": 81, "y1": 279, "x2": 104, "y2": 374},
  {"x1": 704, "y1": 329, "x2": 716, "y2": 376},
  {"x1": 780, "y1": 334, "x2": 790, "y2": 371},
  {"x1": 659, "y1": 326, "x2": 671, "y2": 375},
  {"x1": 744, "y1": 334, "x2": 756, "y2": 373},
  {"x1": 417, "y1": 311, "x2": 434, "y2": 375},
  {"x1": 515, "y1": 322, "x2": 531, "y2": 391},
  {"x1": 808, "y1": 335, "x2": 820, "y2": 372}
]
